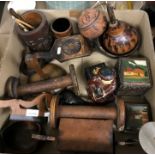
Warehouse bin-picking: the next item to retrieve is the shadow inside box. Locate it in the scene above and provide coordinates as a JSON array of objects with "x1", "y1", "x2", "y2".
[
  {"x1": 0, "y1": 119, "x2": 59, "y2": 154},
  {"x1": 36, "y1": 117, "x2": 146, "y2": 154},
  {"x1": 0, "y1": 2, "x2": 5, "y2": 22},
  {"x1": 36, "y1": 132, "x2": 146, "y2": 154},
  {"x1": 0, "y1": 34, "x2": 10, "y2": 60},
  {"x1": 114, "y1": 131, "x2": 146, "y2": 154}
]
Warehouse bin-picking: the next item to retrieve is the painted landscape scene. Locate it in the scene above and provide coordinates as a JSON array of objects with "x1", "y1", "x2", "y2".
[{"x1": 123, "y1": 60, "x2": 150, "y2": 83}]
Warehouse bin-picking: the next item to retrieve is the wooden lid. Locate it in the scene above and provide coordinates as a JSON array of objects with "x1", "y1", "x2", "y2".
[{"x1": 78, "y1": 8, "x2": 99, "y2": 29}]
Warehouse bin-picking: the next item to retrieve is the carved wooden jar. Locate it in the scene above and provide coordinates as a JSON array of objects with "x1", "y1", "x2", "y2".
[
  {"x1": 16, "y1": 10, "x2": 53, "y2": 52},
  {"x1": 78, "y1": 8, "x2": 107, "y2": 39}
]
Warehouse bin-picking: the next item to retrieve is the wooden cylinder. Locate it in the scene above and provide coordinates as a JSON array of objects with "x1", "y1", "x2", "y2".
[
  {"x1": 58, "y1": 105, "x2": 117, "y2": 120},
  {"x1": 50, "y1": 95, "x2": 125, "y2": 130},
  {"x1": 17, "y1": 75, "x2": 73, "y2": 96},
  {"x1": 5, "y1": 64, "x2": 79, "y2": 98}
]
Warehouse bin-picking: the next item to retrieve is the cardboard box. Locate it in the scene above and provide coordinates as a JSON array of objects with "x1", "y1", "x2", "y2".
[{"x1": 0, "y1": 10, "x2": 154, "y2": 153}]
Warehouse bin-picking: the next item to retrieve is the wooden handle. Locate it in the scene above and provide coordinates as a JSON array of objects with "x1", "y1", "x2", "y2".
[
  {"x1": 16, "y1": 21, "x2": 29, "y2": 32},
  {"x1": 15, "y1": 18, "x2": 35, "y2": 30},
  {"x1": 107, "y1": 3, "x2": 117, "y2": 24},
  {"x1": 9, "y1": 8, "x2": 24, "y2": 20},
  {"x1": 9, "y1": 8, "x2": 34, "y2": 30}
]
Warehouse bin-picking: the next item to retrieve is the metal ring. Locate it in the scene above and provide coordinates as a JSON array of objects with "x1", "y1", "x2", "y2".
[
  {"x1": 5, "y1": 76, "x2": 19, "y2": 98},
  {"x1": 50, "y1": 95, "x2": 59, "y2": 128},
  {"x1": 69, "y1": 64, "x2": 80, "y2": 96},
  {"x1": 12, "y1": 77, "x2": 20, "y2": 98},
  {"x1": 116, "y1": 97, "x2": 126, "y2": 132}
]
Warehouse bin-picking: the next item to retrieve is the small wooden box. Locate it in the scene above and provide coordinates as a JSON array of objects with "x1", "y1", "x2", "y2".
[
  {"x1": 116, "y1": 57, "x2": 152, "y2": 96},
  {"x1": 120, "y1": 96, "x2": 152, "y2": 132}
]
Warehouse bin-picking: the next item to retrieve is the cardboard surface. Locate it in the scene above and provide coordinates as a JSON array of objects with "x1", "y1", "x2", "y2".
[{"x1": 0, "y1": 10, "x2": 154, "y2": 137}]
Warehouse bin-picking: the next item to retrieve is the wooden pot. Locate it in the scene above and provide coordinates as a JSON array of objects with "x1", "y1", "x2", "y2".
[
  {"x1": 101, "y1": 3, "x2": 141, "y2": 57},
  {"x1": 16, "y1": 10, "x2": 53, "y2": 52},
  {"x1": 78, "y1": 8, "x2": 107, "y2": 39}
]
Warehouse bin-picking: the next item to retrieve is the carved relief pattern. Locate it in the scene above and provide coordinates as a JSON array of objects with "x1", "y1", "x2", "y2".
[
  {"x1": 26, "y1": 35, "x2": 53, "y2": 51},
  {"x1": 103, "y1": 21, "x2": 139, "y2": 55}
]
